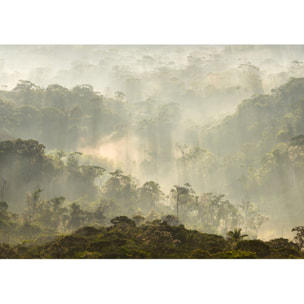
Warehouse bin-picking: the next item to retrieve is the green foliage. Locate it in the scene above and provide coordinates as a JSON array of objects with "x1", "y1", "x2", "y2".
[
  {"x1": 101, "y1": 170, "x2": 138, "y2": 214},
  {"x1": 236, "y1": 240, "x2": 270, "y2": 258},
  {"x1": 171, "y1": 183, "x2": 195, "y2": 218},
  {"x1": 0, "y1": 219, "x2": 298, "y2": 259},
  {"x1": 132, "y1": 215, "x2": 145, "y2": 227},
  {"x1": 291, "y1": 226, "x2": 304, "y2": 249},
  {"x1": 226, "y1": 228, "x2": 248, "y2": 242},
  {"x1": 138, "y1": 181, "x2": 164, "y2": 212},
  {"x1": 188, "y1": 249, "x2": 211, "y2": 258},
  {"x1": 110, "y1": 216, "x2": 136, "y2": 228},
  {"x1": 267, "y1": 237, "x2": 299, "y2": 250},
  {"x1": 162, "y1": 215, "x2": 179, "y2": 226},
  {"x1": 213, "y1": 250, "x2": 256, "y2": 259}
]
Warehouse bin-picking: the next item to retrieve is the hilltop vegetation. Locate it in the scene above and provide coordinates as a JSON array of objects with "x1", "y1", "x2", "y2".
[{"x1": 0, "y1": 219, "x2": 302, "y2": 259}]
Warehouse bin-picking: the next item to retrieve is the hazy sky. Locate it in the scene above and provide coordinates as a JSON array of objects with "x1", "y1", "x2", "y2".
[{"x1": 1, "y1": 45, "x2": 304, "y2": 93}]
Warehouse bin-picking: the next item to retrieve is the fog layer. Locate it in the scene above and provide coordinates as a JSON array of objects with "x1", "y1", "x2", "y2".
[{"x1": 1, "y1": 45, "x2": 304, "y2": 240}]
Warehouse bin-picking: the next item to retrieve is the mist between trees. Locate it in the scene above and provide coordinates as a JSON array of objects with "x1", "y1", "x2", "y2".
[{"x1": 1, "y1": 46, "x2": 304, "y2": 257}]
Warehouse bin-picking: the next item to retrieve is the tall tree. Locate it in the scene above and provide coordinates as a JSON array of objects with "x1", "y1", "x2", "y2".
[{"x1": 171, "y1": 183, "x2": 195, "y2": 218}]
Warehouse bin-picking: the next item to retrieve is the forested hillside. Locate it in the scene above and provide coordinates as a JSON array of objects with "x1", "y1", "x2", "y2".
[
  {"x1": 1, "y1": 45, "x2": 304, "y2": 257},
  {"x1": 184, "y1": 79, "x2": 304, "y2": 224}
]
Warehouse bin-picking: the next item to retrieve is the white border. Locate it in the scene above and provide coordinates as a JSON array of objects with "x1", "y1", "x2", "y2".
[
  {"x1": 0, "y1": 0, "x2": 302, "y2": 44},
  {"x1": 0, "y1": 0, "x2": 302, "y2": 303}
]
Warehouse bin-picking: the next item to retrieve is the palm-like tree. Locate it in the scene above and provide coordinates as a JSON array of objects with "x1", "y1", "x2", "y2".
[{"x1": 226, "y1": 228, "x2": 248, "y2": 242}]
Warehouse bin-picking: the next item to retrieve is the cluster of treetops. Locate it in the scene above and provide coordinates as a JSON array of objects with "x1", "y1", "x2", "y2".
[
  {"x1": 0, "y1": 137, "x2": 303, "y2": 258},
  {"x1": 0, "y1": 138, "x2": 269, "y2": 239},
  {"x1": 1, "y1": 78, "x2": 304, "y2": 217},
  {"x1": 0, "y1": 212, "x2": 303, "y2": 259}
]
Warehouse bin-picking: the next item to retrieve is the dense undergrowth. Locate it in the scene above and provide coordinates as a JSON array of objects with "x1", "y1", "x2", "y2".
[{"x1": 0, "y1": 217, "x2": 301, "y2": 259}]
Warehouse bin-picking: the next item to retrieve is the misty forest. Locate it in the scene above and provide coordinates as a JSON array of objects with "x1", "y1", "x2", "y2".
[{"x1": 1, "y1": 45, "x2": 304, "y2": 258}]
